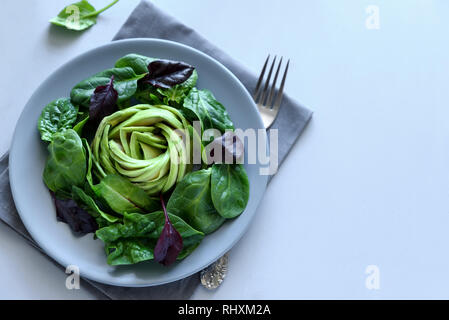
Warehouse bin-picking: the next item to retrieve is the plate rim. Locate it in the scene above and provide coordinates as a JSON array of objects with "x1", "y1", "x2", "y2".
[{"x1": 9, "y1": 38, "x2": 268, "y2": 287}]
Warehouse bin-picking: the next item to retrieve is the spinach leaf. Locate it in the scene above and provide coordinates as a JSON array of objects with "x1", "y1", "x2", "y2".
[
  {"x1": 38, "y1": 98, "x2": 78, "y2": 142},
  {"x1": 96, "y1": 211, "x2": 204, "y2": 265},
  {"x1": 72, "y1": 112, "x2": 89, "y2": 136},
  {"x1": 89, "y1": 75, "x2": 118, "y2": 124},
  {"x1": 167, "y1": 169, "x2": 225, "y2": 234},
  {"x1": 211, "y1": 164, "x2": 249, "y2": 218},
  {"x1": 93, "y1": 174, "x2": 160, "y2": 215},
  {"x1": 104, "y1": 238, "x2": 155, "y2": 266},
  {"x1": 52, "y1": 192, "x2": 98, "y2": 235},
  {"x1": 115, "y1": 53, "x2": 155, "y2": 75},
  {"x1": 71, "y1": 185, "x2": 119, "y2": 224},
  {"x1": 50, "y1": 0, "x2": 119, "y2": 31},
  {"x1": 71, "y1": 67, "x2": 146, "y2": 108},
  {"x1": 143, "y1": 60, "x2": 195, "y2": 89},
  {"x1": 43, "y1": 129, "x2": 86, "y2": 195},
  {"x1": 96, "y1": 212, "x2": 157, "y2": 242},
  {"x1": 183, "y1": 88, "x2": 234, "y2": 137}
]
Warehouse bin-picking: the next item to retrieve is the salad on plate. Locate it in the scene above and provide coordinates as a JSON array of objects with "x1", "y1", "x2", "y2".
[{"x1": 36, "y1": 53, "x2": 249, "y2": 266}]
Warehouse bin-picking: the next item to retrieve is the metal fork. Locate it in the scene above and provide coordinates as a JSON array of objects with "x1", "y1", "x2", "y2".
[
  {"x1": 254, "y1": 55, "x2": 290, "y2": 128},
  {"x1": 200, "y1": 55, "x2": 289, "y2": 290}
]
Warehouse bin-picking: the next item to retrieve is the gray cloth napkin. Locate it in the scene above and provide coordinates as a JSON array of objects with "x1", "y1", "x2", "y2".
[{"x1": 0, "y1": 0, "x2": 312, "y2": 299}]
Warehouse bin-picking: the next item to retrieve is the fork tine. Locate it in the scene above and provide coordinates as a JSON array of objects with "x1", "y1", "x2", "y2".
[
  {"x1": 272, "y1": 59, "x2": 289, "y2": 114},
  {"x1": 266, "y1": 57, "x2": 283, "y2": 108},
  {"x1": 253, "y1": 55, "x2": 270, "y2": 100},
  {"x1": 258, "y1": 56, "x2": 276, "y2": 105}
]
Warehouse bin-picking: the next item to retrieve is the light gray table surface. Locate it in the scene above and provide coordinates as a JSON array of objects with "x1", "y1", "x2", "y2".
[{"x1": 1, "y1": 0, "x2": 449, "y2": 299}]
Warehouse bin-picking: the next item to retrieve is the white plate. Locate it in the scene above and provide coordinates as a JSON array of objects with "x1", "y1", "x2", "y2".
[{"x1": 9, "y1": 39, "x2": 268, "y2": 287}]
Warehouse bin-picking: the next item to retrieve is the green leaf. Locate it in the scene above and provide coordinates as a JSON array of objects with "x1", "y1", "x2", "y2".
[
  {"x1": 96, "y1": 212, "x2": 204, "y2": 265},
  {"x1": 82, "y1": 138, "x2": 100, "y2": 192},
  {"x1": 49, "y1": 0, "x2": 119, "y2": 31},
  {"x1": 70, "y1": 67, "x2": 146, "y2": 108},
  {"x1": 183, "y1": 88, "x2": 234, "y2": 138},
  {"x1": 104, "y1": 238, "x2": 155, "y2": 265},
  {"x1": 93, "y1": 174, "x2": 161, "y2": 214},
  {"x1": 72, "y1": 112, "x2": 89, "y2": 135},
  {"x1": 167, "y1": 169, "x2": 225, "y2": 234},
  {"x1": 37, "y1": 98, "x2": 78, "y2": 142},
  {"x1": 157, "y1": 70, "x2": 198, "y2": 105},
  {"x1": 71, "y1": 185, "x2": 119, "y2": 224},
  {"x1": 211, "y1": 164, "x2": 249, "y2": 218},
  {"x1": 115, "y1": 54, "x2": 197, "y2": 106},
  {"x1": 43, "y1": 129, "x2": 86, "y2": 195},
  {"x1": 114, "y1": 53, "x2": 155, "y2": 75}
]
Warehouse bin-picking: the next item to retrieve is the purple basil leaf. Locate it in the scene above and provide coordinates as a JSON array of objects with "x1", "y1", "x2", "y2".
[
  {"x1": 89, "y1": 75, "x2": 118, "y2": 124},
  {"x1": 51, "y1": 192, "x2": 98, "y2": 235},
  {"x1": 144, "y1": 60, "x2": 194, "y2": 89},
  {"x1": 154, "y1": 194, "x2": 183, "y2": 266}
]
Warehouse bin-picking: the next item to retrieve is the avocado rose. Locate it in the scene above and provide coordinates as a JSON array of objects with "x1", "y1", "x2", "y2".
[{"x1": 91, "y1": 104, "x2": 194, "y2": 195}]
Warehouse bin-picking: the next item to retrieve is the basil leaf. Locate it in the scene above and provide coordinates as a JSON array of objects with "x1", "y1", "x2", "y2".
[
  {"x1": 167, "y1": 169, "x2": 225, "y2": 234},
  {"x1": 38, "y1": 98, "x2": 78, "y2": 142},
  {"x1": 49, "y1": 0, "x2": 118, "y2": 31},
  {"x1": 211, "y1": 164, "x2": 249, "y2": 218},
  {"x1": 43, "y1": 129, "x2": 86, "y2": 195},
  {"x1": 183, "y1": 88, "x2": 234, "y2": 136},
  {"x1": 70, "y1": 67, "x2": 146, "y2": 108}
]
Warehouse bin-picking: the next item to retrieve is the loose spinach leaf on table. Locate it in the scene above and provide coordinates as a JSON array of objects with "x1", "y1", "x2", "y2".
[
  {"x1": 93, "y1": 174, "x2": 160, "y2": 215},
  {"x1": 167, "y1": 169, "x2": 225, "y2": 234},
  {"x1": 96, "y1": 212, "x2": 204, "y2": 265},
  {"x1": 43, "y1": 129, "x2": 86, "y2": 196},
  {"x1": 211, "y1": 164, "x2": 250, "y2": 219},
  {"x1": 71, "y1": 67, "x2": 146, "y2": 108},
  {"x1": 182, "y1": 88, "x2": 234, "y2": 138},
  {"x1": 38, "y1": 98, "x2": 78, "y2": 142},
  {"x1": 50, "y1": 0, "x2": 119, "y2": 31}
]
